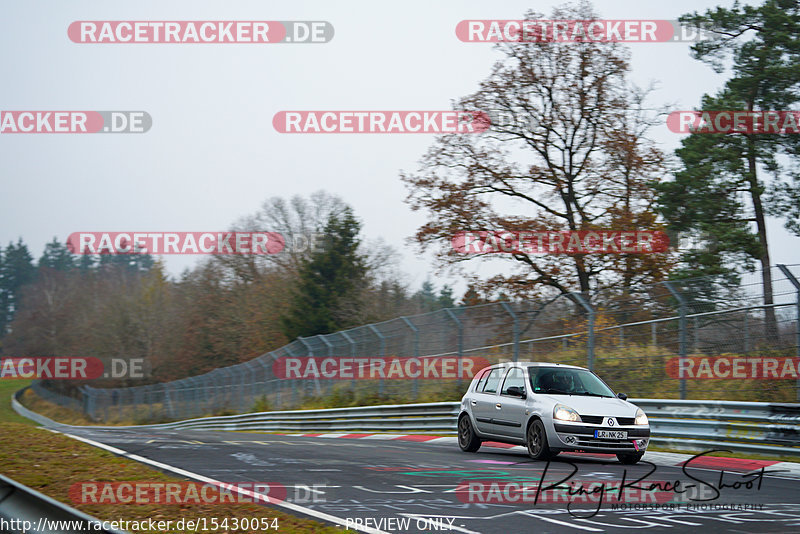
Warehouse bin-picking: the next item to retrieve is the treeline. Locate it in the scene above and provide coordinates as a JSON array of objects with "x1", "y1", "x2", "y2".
[{"x1": 0, "y1": 192, "x2": 462, "y2": 384}]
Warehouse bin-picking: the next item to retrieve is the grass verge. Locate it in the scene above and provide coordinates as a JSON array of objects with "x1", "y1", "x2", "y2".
[
  {"x1": 0, "y1": 379, "x2": 33, "y2": 424},
  {"x1": 2, "y1": 391, "x2": 351, "y2": 533}
]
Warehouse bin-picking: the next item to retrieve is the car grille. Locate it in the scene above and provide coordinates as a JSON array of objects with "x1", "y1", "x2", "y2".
[
  {"x1": 575, "y1": 437, "x2": 638, "y2": 449},
  {"x1": 580, "y1": 415, "x2": 635, "y2": 425}
]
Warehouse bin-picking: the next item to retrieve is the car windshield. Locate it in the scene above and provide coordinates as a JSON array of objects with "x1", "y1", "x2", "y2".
[{"x1": 528, "y1": 367, "x2": 615, "y2": 397}]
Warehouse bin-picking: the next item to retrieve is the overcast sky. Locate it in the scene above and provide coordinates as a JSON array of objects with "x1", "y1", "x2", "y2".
[{"x1": 1, "y1": 0, "x2": 797, "y2": 296}]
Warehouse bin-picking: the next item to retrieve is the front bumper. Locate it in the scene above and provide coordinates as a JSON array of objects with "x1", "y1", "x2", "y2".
[{"x1": 552, "y1": 422, "x2": 650, "y2": 453}]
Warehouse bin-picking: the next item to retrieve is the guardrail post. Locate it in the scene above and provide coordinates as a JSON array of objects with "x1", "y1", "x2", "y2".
[
  {"x1": 445, "y1": 308, "x2": 464, "y2": 388},
  {"x1": 368, "y1": 324, "x2": 386, "y2": 396},
  {"x1": 651, "y1": 322, "x2": 657, "y2": 346},
  {"x1": 777, "y1": 264, "x2": 800, "y2": 402},
  {"x1": 500, "y1": 302, "x2": 520, "y2": 362},
  {"x1": 567, "y1": 293, "x2": 594, "y2": 371},
  {"x1": 664, "y1": 281, "x2": 688, "y2": 400},
  {"x1": 400, "y1": 317, "x2": 420, "y2": 398}
]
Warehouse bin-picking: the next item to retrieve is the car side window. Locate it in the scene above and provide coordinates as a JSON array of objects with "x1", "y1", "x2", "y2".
[
  {"x1": 473, "y1": 369, "x2": 491, "y2": 392},
  {"x1": 481, "y1": 368, "x2": 504, "y2": 394},
  {"x1": 500, "y1": 367, "x2": 525, "y2": 396}
]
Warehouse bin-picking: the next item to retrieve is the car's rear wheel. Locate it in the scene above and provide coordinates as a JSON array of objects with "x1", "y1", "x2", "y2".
[
  {"x1": 458, "y1": 415, "x2": 481, "y2": 452},
  {"x1": 617, "y1": 452, "x2": 644, "y2": 465},
  {"x1": 526, "y1": 419, "x2": 553, "y2": 460}
]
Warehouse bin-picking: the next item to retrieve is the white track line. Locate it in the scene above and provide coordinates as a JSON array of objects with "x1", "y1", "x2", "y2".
[{"x1": 52, "y1": 430, "x2": 389, "y2": 534}]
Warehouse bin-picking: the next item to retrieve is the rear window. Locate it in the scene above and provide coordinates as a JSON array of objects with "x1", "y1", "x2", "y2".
[
  {"x1": 481, "y1": 368, "x2": 504, "y2": 394},
  {"x1": 473, "y1": 368, "x2": 491, "y2": 392}
]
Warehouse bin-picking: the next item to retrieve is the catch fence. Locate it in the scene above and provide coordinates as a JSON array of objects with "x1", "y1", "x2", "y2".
[{"x1": 34, "y1": 265, "x2": 800, "y2": 423}]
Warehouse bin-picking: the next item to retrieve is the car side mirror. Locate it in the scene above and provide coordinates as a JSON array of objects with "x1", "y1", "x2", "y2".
[
  {"x1": 507, "y1": 386, "x2": 526, "y2": 398},
  {"x1": 616, "y1": 392, "x2": 628, "y2": 401}
]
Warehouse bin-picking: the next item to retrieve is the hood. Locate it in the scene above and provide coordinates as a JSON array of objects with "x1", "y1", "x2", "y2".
[{"x1": 541, "y1": 395, "x2": 638, "y2": 417}]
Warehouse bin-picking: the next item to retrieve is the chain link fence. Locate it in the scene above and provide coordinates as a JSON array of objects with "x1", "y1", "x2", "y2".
[{"x1": 32, "y1": 264, "x2": 800, "y2": 423}]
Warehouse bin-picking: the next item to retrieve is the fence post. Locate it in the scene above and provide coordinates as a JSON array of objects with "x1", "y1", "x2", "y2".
[
  {"x1": 340, "y1": 331, "x2": 357, "y2": 396},
  {"x1": 445, "y1": 309, "x2": 464, "y2": 389},
  {"x1": 284, "y1": 344, "x2": 300, "y2": 403},
  {"x1": 743, "y1": 313, "x2": 750, "y2": 352},
  {"x1": 368, "y1": 325, "x2": 386, "y2": 396},
  {"x1": 256, "y1": 357, "x2": 273, "y2": 409},
  {"x1": 298, "y1": 337, "x2": 321, "y2": 396},
  {"x1": 664, "y1": 281, "x2": 687, "y2": 400},
  {"x1": 777, "y1": 264, "x2": 800, "y2": 402},
  {"x1": 567, "y1": 293, "x2": 594, "y2": 371},
  {"x1": 500, "y1": 302, "x2": 520, "y2": 362},
  {"x1": 651, "y1": 322, "x2": 657, "y2": 347},
  {"x1": 400, "y1": 317, "x2": 420, "y2": 398}
]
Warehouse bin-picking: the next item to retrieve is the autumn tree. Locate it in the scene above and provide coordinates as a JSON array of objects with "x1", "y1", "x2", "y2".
[{"x1": 402, "y1": 1, "x2": 672, "y2": 301}]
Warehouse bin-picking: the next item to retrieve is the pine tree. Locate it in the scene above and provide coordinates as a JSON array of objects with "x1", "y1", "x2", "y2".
[
  {"x1": 280, "y1": 207, "x2": 367, "y2": 339},
  {"x1": 0, "y1": 239, "x2": 36, "y2": 336}
]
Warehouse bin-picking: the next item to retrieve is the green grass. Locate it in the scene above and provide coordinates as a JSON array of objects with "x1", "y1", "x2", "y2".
[{"x1": 0, "y1": 379, "x2": 33, "y2": 424}]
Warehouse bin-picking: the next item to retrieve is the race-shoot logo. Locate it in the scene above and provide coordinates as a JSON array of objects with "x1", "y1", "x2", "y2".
[
  {"x1": 272, "y1": 356, "x2": 489, "y2": 380},
  {"x1": 272, "y1": 111, "x2": 490, "y2": 134},
  {"x1": 66, "y1": 232, "x2": 285, "y2": 255},
  {"x1": 68, "y1": 21, "x2": 333, "y2": 43},
  {"x1": 0, "y1": 111, "x2": 151, "y2": 134},
  {"x1": 452, "y1": 231, "x2": 669, "y2": 254}
]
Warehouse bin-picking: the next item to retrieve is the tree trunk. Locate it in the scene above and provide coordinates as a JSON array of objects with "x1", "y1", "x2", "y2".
[{"x1": 745, "y1": 125, "x2": 778, "y2": 341}]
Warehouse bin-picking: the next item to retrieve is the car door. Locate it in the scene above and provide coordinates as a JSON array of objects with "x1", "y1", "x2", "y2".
[
  {"x1": 494, "y1": 367, "x2": 528, "y2": 439},
  {"x1": 471, "y1": 367, "x2": 504, "y2": 435}
]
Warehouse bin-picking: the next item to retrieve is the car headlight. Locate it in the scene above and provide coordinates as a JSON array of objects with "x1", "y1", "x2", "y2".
[
  {"x1": 635, "y1": 408, "x2": 648, "y2": 426},
  {"x1": 553, "y1": 404, "x2": 581, "y2": 422}
]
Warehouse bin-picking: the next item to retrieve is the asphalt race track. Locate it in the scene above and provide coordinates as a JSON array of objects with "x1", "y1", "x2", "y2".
[{"x1": 55, "y1": 426, "x2": 800, "y2": 534}]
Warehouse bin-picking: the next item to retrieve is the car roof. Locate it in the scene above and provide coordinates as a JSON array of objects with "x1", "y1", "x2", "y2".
[{"x1": 483, "y1": 361, "x2": 588, "y2": 371}]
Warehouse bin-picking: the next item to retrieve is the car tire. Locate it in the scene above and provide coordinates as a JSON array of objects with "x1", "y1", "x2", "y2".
[
  {"x1": 526, "y1": 419, "x2": 553, "y2": 460},
  {"x1": 617, "y1": 452, "x2": 644, "y2": 465},
  {"x1": 458, "y1": 414, "x2": 482, "y2": 452}
]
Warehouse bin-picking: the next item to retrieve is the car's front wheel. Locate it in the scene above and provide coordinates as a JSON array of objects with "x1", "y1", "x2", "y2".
[
  {"x1": 526, "y1": 419, "x2": 553, "y2": 460},
  {"x1": 617, "y1": 452, "x2": 644, "y2": 465},
  {"x1": 458, "y1": 415, "x2": 481, "y2": 452}
]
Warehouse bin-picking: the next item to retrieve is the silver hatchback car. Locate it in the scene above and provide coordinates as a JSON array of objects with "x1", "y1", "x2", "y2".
[{"x1": 458, "y1": 362, "x2": 650, "y2": 464}]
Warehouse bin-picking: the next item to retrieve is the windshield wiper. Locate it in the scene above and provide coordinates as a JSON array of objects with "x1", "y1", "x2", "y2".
[{"x1": 572, "y1": 391, "x2": 613, "y2": 398}]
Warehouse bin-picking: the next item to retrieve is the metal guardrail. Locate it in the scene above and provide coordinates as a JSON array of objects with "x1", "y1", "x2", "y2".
[
  {"x1": 0, "y1": 473, "x2": 128, "y2": 534},
  {"x1": 13, "y1": 388, "x2": 800, "y2": 457}
]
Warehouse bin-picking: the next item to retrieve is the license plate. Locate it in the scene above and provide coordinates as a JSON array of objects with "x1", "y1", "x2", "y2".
[{"x1": 595, "y1": 430, "x2": 627, "y2": 439}]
